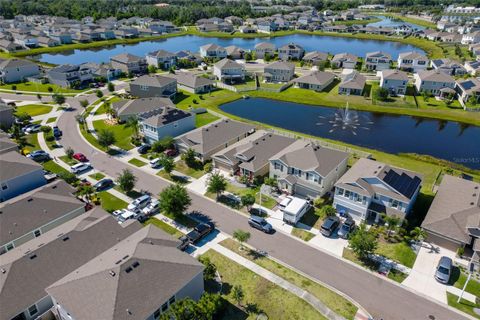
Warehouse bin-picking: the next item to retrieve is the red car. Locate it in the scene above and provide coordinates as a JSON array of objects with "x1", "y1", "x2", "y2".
[
  {"x1": 164, "y1": 149, "x2": 177, "y2": 157},
  {"x1": 73, "y1": 153, "x2": 88, "y2": 162}
]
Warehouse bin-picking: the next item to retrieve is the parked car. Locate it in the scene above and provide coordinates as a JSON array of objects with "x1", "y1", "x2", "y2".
[
  {"x1": 248, "y1": 216, "x2": 273, "y2": 233},
  {"x1": 113, "y1": 209, "x2": 128, "y2": 217},
  {"x1": 117, "y1": 209, "x2": 138, "y2": 224},
  {"x1": 53, "y1": 126, "x2": 62, "y2": 138},
  {"x1": 26, "y1": 150, "x2": 50, "y2": 162},
  {"x1": 93, "y1": 178, "x2": 114, "y2": 191},
  {"x1": 164, "y1": 148, "x2": 177, "y2": 157},
  {"x1": 142, "y1": 199, "x2": 160, "y2": 216},
  {"x1": 249, "y1": 207, "x2": 268, "y2": 217},
  {"x1": 178, "y1": 222, "x2": 214, "y2": 251},
  {"x1": 337, "y1": 218, "x2": 355, "y2": 239},
  {"x1": 149, "y1": 157, "x2": 161, "y2": 168},
  {"x1": 73, "y1": 153, "x2": 88, "y2": 162},
  {"x1": 136, "y1": 213, "x2": 149, "y2": 223},
  {"x1": 70, "y1": 162, "x2": 92, "y2": 174},
  {"x1": 320, "y1": 216, "x2": 340, "y2": 237},
  {"x1": 127, "y1": 194, "x2": 151, "y2": 211},
  {"x1": 43, "y1": 170, "x2": 57, "y2": 182},
  {"x1": 137, "y1": 144, "x2": 151, "y2": 154},
  {"x1": 23, "y1": 124, "x2": 41, "y2": 133},
  {"x1": 435, "y1": 256, "x2": 453, "y2": 284}
]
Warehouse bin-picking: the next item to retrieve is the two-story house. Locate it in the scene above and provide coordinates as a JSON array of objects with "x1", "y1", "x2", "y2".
[
  {"x1": 0, "y1": 58, "x2": 40, "y2": 83},
  {"x1": 213, "y1": 58, "x2": 245, "y2": 83},
  {"x1": 431, "y1": 58, "x2": 467, "y2": 76},
  {"x1": 455, "y1": 78, "x2": 480, "y2": 103},
  {"x1": 129, "y1": 74, "x2": 177, "y2": 98},
  {"x1": 110, "y1": 53, "x2": 148, "y2": 74},
  {"x1": 380, "y1": 69, "x2": 409, "y2": 95},
  {"x1": 364, "y1": 51, "x2": 392, "y2": 71},
  {"x1": 46, "y1": 64, "x2": 94, "y2": 88},
  {"x1": 139, "y1": 106, "x2": 195, "y2": 143},
  {"x1": 331, "y1": 53, "x2": 358, "y2": 69},
  {"x1": 278, "y1": 43, "x2": 305, "y2": 60},
  {"x1": 199, "y1": 43, "x2": 227, "y2": 59},
  {"x1": 263, "y1": 61, "x2": 295, "y2": 82},
  {"x1": 302, "y1": 51, "x2": 328, "y2": 66},
  {"x1": 254, "y1": 42, "x2": 276, "y2": 59},
  {"x1": 333, "y1": 158, "x2": 422, "y2": 223},
  {"x1": 414, "y1": 69, "x2": 456, "y2": 96},
  {"x1": 269, "y1": 142, "x2": 349, "y2": 199},
  {"x1": 146, "y1": 49, "x2": 177, "y2": 69},
  {"x1": 397, "y1": 51, "x2": 429, "y2": 73}
]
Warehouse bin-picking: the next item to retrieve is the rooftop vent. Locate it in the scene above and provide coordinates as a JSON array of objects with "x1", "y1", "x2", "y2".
[
  {"x1": 27, "y1": 198, "x2": 33, "y2": 202},
  {"x1": 29, "y1": 254, "x2": 37, "y2": 260},
  {"x1": 115, "y1": 260, "x2": 122, "y2": 265},
  {"x1": 0, "y1": 268, "x2": 6, "y2": 274},
  {"x1": 52, "y1": 185, "x2": 57, "y2": 189},
  {"x1": 109, "y1": 270, "x2": 116, "y2": 277},
  {"x1": 125, "y1": 267, "x2": 133, "y2": 273},
  {"x1": 62, "y1": 236, "x2": 70, "y2": 241},
  {"x1": 471, "y1": 202, "x2": 475, "y2": 206},
  {"x1": 132, "y1": 261, "x2": 140, "y2": 268},
  {"x1": 122, "y1": 255, "x2": 129, "y2": 260}
]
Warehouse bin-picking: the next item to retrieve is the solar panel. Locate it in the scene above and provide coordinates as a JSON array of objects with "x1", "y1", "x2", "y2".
[
  {"x1": 383, "y1": 171, "x2": 421, "y2": 199},
  {"x1": 461, "y1": 80, "x2": 476, "y2": 90}
]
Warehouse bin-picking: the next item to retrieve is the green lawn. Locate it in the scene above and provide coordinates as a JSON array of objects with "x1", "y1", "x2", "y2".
[
  {"x1": 387, "y1": 269, "x2": 408, "y2": 283},
  {"x1": 453, "y1": 272, "x2": 480, "y2": 298},
  {"x1": 342, "y1": 248, "x2": 379, "y2": 271},
  {"x1": 447, "y1": 292, "x2": 480, "y2": 319},
  {"x1": 128, "y1": 158, "x2": 147, "y2": 167},
  {"x1": 143, "y1": 217, "x2": 184, "y2": 238},
  {"x1": 195, "y1": 112, "x2": 220, "y2": 127},
  {"x1": 89, "y1": 172, "x2": 106, "y2": 180},
  {"x1": 299, "y1": 203, "x2": 333, "y2": 230},
  {"x1": 202, "y1": 249, "x2": 327, "y2": 320},
  {"x1": 24, "y1": 133, "x2": 41, "y2": 150},
  {"x1": 174, "y1": 160, "x2": 206, "y2": 179},
  {"x1": 97, "y1": 191, "x2": 128, "y2": 213},
  {"x1": 46, "y1": 117, "x2": 57, "y2": 124},
  {"x1": 59, "y1": 155, "x2": 78, "y2": 166},
  {"x1": 220, "y1": 239, "x2": 357, "y2": 319},
  {"x1": 43, "y1": 160, "x2": 71, "y2": 176},
  {"x1": 92, "y1": 119, "x2": 134, "y2": 150},
  {"x1": 15, "y1": 104, "x2": 53, "y2": 117},
  {"x1": 233, "y1": 77, "x2": 257, "y2": 90},
  {"x1": 224, "y1": 183, "x2": 277, "y2": 210},
  {"x1": 376, "y1": 241, "x2": 417, "y2": 268},
  {"x1": 0, "y1": 81, "x2": 84, "y2": 93},
  {"x1": 93, "y1": 96, "x2": 122, "y2": 115},
  {"x1": 291, "y1": 227, "x2": 316, "y2": 242}
]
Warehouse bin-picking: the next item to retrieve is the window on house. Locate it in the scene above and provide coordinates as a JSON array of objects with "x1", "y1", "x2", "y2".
[
  {"x1": 168, "y1": 296, "x2": 176, "y2": 305},
  {"x1": 391, "y1": 200, "x2": 399, "y2": 209},
  {"x1": 161, "y1": 302, "x2": 168, "y2": 312},
  {"x1": 28, "y1": 304, "x2": 38, "y2": 316},
  {"x1": 153, "y1": 308, "x2": 161, "y2": 318},
  {"x1": 337, "y1": 188, "x2": 344, "y2": 196},
  {"x1": 34, "y1": 229, "x2": 41, "y2": 238},
  {"x1": 344, "y1": 190, "x2": 351, "y2": 198},
  {"x1": 1, "y1": 183, "x2": 7, "y2": 190},
  {"x1": 6, "y1": 243, "x2": 14, "y2": 251}
]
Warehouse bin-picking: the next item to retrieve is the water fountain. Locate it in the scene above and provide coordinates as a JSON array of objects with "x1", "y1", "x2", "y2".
[{"x1": 316, "y1": 102, "x2": 373, "y2": 135}]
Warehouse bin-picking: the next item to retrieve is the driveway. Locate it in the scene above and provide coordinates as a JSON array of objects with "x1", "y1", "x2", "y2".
[{"x1": 309, "y1": 232, "x2": 348, "y2": 257}]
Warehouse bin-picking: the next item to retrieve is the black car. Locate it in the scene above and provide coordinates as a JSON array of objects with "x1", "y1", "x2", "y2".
[
  {"x1": 337, "y1": 218, "x2": 356, "y2": 239},
  {"x1": 27, "y1": 150, "x2": 50, "y2": 162},
  {"x1": 248, "y1": 216, "x2": 273, "y2": 233},
  {"x1": 321, "y1": 216, "x2": 340, "y2": 237},
  {"x1": 53, "y1": 126, "x2": 62, "y2": 138},
  {"x1": 93, "y1": 178, "x2": 114, "y2": 191},
  {"x1": 178, "y1": 222, "x2": 214, "y2": 251},
  {"x1": 136, "y1": 213, "x2": 149, "y2": 223},
  {"x1": 137, "y1": 144, "x2": 151, "y2": 154}
]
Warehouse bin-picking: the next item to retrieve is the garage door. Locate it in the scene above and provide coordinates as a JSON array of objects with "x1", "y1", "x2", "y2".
[
  {"x1": 294, "y1": 184, "x2": 320, "y2": 199},
  {"x1": 334, "y1": 203, "x2": 364, "y2": 221},
  {"x1": 426, "y1": 232, "x2": 461, "y2": 252},
  {"x1": 213, "y1": 159, "x2": 233, "y2": 173}
]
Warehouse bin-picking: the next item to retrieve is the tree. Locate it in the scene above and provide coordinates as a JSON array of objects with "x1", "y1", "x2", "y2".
[
  {"x1": 52, "y1": 93, "x2": 66, "y2": 105},
  {"x1": 116, "y1": 168, "x2": 137, "y2": 193},
  {"x1": 65, "y1": 147, "x2": 74, "y2": 159},
  {"x1": 160, "y1": 294, "x2": 224, "y2": 320},
  {"x1": 77, "y1": 184, "x2": 95, "y2": 203},
  {"x1": 199, "y1": 256, "x2": 217, "y2": 281},
  {"x1": 160, "y1": 297, "x2": 198, "y2": 320},
  {"x1": 233, "y1": 229, "x2": 250, "y2": 250},
  {"x1": 159, "y1": 184, "x2": 191, "y2": 217},
  {"x1": 264, "y1": 52, "x2": 271, "y2": 62},
  {"x1": 58, "y1": 171, "x2": 78, "y2": 184},
  {"x1": 147, "y1": 64, "x2": 157, "y2": 74},
  {"x1": 321, "y1": 205, "x2": 336, "y2": 218},
  {"x1": 409, "y1": 227, "x2": 427, "y2": 243},
  {"x1": 241, "y1": 194, "x2": 255, "y2": 211},
  {"x1": 232, "y1": 285, "x2": 244, "y2": 306},
  {"x1": 125, "y1": 116, "x2": 140, "y2": 139},
  {"x1": 183, "y1": 148, "x2": 197, "y2": 168},
  {"x1": 206, "y1": 172, "x2": 227, "y2": 200},
  {"x1": 96, "y1": 90, "x2": 103, "y2": 98},
  {"x1": 381, "y1": 214, "x2": 401, "y2": 240},
  {"x1": 160, "y1": 154, "x2": 175, "y2": 175},
  {"x1": 374, "y1": 87, "x2": 389, "y2": 102},
  {"x1": 79, "y1": 99, "x2": 89, "y2": 109},
  {"x1": 348, "y1": 223, "x2": 378, "y2": 260},
  {"x1": 107, "y1": 82, "x2": 115, "y2": 92},
  {"x1": 97, "y1": 128, "x2": 116, "y2": 149},
  {"x1": 14, "y1": 112, "x2": 31, "y2": 124}
]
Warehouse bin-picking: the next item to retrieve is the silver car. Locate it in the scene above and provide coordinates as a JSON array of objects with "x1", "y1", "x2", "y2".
[{"x1": 434, "y1": 256, "x2": 453, "y2": 284}]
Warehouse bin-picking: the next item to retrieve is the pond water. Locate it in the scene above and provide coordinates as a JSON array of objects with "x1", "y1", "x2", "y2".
[
  {"x1": 367, "y1": 15, "x2": 426, "y2": 30},
  {"x1": 219, "y1": 98, "x2": 480, "y2": 170},
  {"x1": 32, "y1": 33, "x2": 424, "y2": 65}
]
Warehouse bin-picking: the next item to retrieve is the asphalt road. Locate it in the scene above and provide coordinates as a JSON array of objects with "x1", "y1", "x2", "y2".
[{"x1": 47, "y1": 92, "x2": 469, "y2": 320}]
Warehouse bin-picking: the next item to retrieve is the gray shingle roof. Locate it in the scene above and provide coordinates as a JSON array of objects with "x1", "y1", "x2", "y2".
[
  {"x1": 340, "y1": 70, "x2": 366, "y2": 90},
  {"x1": 214, "y1": 58, "x2": 244, "y2": 70},
  {"x1": 254, "y1": 42, "x2": 276, "y2": 50},
  {"x1": 165, "y1": 72, "x2": 214, "y2": 89},
  {"x1": 0, "y1": 58, "x2": 38, "y2": 70},
  {"x1": 293, "y1": 71, "x2": 335, "y2": 86},
  {"x1": 113, "y1": 97, "x2": 174, "y2": 118},
  {"x1": 417, "y1": 69, "x2": 455, "y2": 83},
  {"x1": 111, "y1": 53, "x2": 144, "y2": 64},
  {"x1": 0, "y1": 150, "x2": 43, "y2": 182},
  {"x1": 381, "y1": 69, "x2": 409, "y2": 81},
  {"x1": 131, "y1": 74, "x2": 176, "y2": 88},
  {"x1": 398, "y1": 51, "x2": 428, "y2": 61},
  {"x1": 264, "y1": 61, "x2": 295, "y2": 71},
  {"x1": 141, "y1": 106, "x2": 193, "y2": 128}
]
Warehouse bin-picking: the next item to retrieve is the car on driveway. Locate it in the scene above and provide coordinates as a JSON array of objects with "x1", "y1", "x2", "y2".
[
  {"x1": 127, "y1": 194, "x2": 151, "y2": 211},
  {"x1": 179, "y1": 222, "x2": 214, "y2": 251},
  {"x1": 137, "y1": 144, "x2": 151, "y2": 154},
  {"x1": 43, "y1": 170, "x2": 57, "y2": 182},
  {"x1": 93, "y1": 178, "x2": 114, "y2": 191},
  {"x1": 26, "y1": 150, "x2": 50, "y2": 162},
  {"x1": 321, "y1": 216, "x2": 340, "y2": 237},
  {"x1": 73, "y1": 153, "x2": 88, "y2": 162},
  {"x1": 53, "y1": 126, "x2": 62, "y2": 138},
  {"x1": 435, "y1": 256, "x2": 453, "y2": 284},
  {"x1": 248, "y1": 216, "x2": 273, "y2": 233},
  {"x1": 23, "y1": 124, "x2": 41, "y2": 134},
  {"x1": 142, "y1": 199, "x2": 160, "y2": 216},
  {"x1": 149, "y1": 157, "x2": 161, "y2": 168},
  {"x1": 70, "y1": 162, "x2": 92, "y2": 174},
  {"x1": 338, "y1": 218, "x2": 356, "y2": 239},
  {"x1": 164, "y1": 148, "x2": 177, "y2": 157},
  {"x1": 117, "y1": 209, "x2": 138, "y2": 224}
]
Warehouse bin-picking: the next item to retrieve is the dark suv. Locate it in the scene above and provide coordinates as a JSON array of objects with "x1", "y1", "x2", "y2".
[
  {"x1": 337, "y1": 218, "x2": 356, "y2": 239},
  {"x1": 248, "y1": 216, "x2": 273, "y2": 233},
  {"x1": 321, "y1": 216, "x2": 340, "y2": 237}
]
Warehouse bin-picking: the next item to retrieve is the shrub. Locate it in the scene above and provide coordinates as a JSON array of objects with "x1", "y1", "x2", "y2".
[
  {"x1": 204, "y1": 162, "x2": 213, "y2": 173},
  {"x1": 66, "y1": 147, "x2": 74, "y2": 158},
  {"x1": 40, "y1": 126, "x2": 52, "y2": 133},
  {"x1": 45, "y1": 134, "x2": 55, "y2": 142}
]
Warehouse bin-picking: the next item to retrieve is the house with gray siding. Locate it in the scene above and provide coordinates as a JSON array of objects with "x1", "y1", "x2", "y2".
[
  {"x1": 110, "y1": 53, "x2": 147, "y2": 74},
  {"x1": 140, "y1": 106, "x2": 195, "y2": 143},
  {"x1": 46, "y1": 225, "x2": 204, "y2": 320},
  {"x1": 129, "y1": 74, "x2": 177, "y2": 98},
  {"x1": 254, "y1": 42, "x2": 276, "y2": 59},
  {"x1": 278, "y1": 43, "x2": 305, "y2": 60},
  {"x1": 302, "y1": 51, "x2": 328, "y2": 66},
  {"x1": 431, "y1": 58, "x2": 467, "y2": 76},
  {"x1": 146, "y1": 49, "x2": 177, "y2": 69},
  {"x1": 364, "y1": 51, "x2": 392, "y2": 71},
  {"x1": 0, "y1": 150, "x2": 46, "y2": 203},
  {"x1": 293, "y1": 71, "x2": 335, "y2": 91},
  {"x1": 269, "y1": 142, "x2": 349, "y2": 199},
  {"x1": 333, "y1": 158, "x2": 422, "y2": 223},
  {"x1": 380, "y1": 69, "x2": 409, "y2": 95},
  {"x1": 0, "y1": 59, "x2": 40, "y2": 83},
  {"x1": 112, "y1": 97, "x2": 175, "y2": 122},
  {"x1": 414, "y1": 69, "x2": 456, "y2": 96},
  {"x1": 338, "y1": 70, "x2": 366, "y2": 95},
  {"x1": 46, "y1": 64, "x2": 94, "y2": 88},
  {"x1": 263, "y1": 61, "x2": 295, "y2": 82},
  {"x1": 331, "y1": 53, "x2": 358, "y2": 69},
  {"x1": 199, "y1": 43, "x2": 227, "y2": 59},
  {"x1": 397, "y1": 51, "x2": 429, "y2": 73},
  {"x1": 0, "y1": 101, "x2": 14, "y2": 129},
  {"x1": 0, "y1": 180, "x2": 85, "y2": 254},
  {"x1": 456, "y1": 77, "x2": 480, "y2": 103},
  {"x1": 213, "y1": 58, "x2": 245, "y2": 83},
  {"x1": 166, "y1": 72, "x2": 215, "y2": 94}
]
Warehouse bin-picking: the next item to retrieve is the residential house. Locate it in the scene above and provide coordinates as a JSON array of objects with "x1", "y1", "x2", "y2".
[
  {"x1": 176, "y1": 50, "x2": 203, "y2": 65},
  {"x1": 165, "y1": 72, "x2": 214, "y2": 94},
  {"x1": 364, "y1": 51, "x2": 392, "y2": 71},
  {"x1": 212, "y1": 131, "x2": 296, "y2": 179},
  {"x1": 302, "y1": 51, "x2": 328, "y2": 66},
  {"x1": 0, "y1": 39, "x2": 24, "y2": 52},
  {"x1": 421, "y1": 175, "x2": 480, "y2": 257},
  {"x1": 278, "y1": 43, "x2": 305, "y2": 60},
  {"x1": 213, "y1": 58, "x2": 245, "y2": 83},
  {"x1": 146, "y1": 49, "x2": 177, "y2": 69},
  {"x1": 83, "y1": 62, "x2": 122, "y2": 81},
  {"x1": 140, "y1": 107, "x2": 195, "y2": 143},
  {"x1": 331, "y1": 53, "x2": 358, "y2": 69},
  {"x1": 0, "y1": 150, "x2": 46, "y2": 202},
  {"x1": 0, "y1": 59, "x2": 40, "y2": 83},
  {"x1": 12, "y1": 33, "x2": 38, "y2": 48},
  {"x1": 333, "y1": 158, "x2": 422, "y2": 222},
  {"x1": 37, "y1": 36, "x2": 59, "y2": 47},
  {"x1": 112, "y1": 97, "x2": 175, "y2": 122},
  {"x1": 263, "y1": 61, "x2": 295, "y2": 82},
  {"x1": 338, "y1": 70, "x2": 366, "y2": 96},
  {"x1": 293, "y1": 71, "x2": 335, "y2": 91},
  {"x1": 225, "y1": 46, "x2": 246, "y2": 59},
  {"x1": 46, "y1": 225, "x2": 204, "y2": 320},
  {"x1": 254, "y1": 42, "x2": 276, "y2": 59},
  {"x1": 0, "y1": 180, "x2": 85, "y2": 254},
  {"x1": 0, "y1": 133, "x2": 17, "y2": 154},
  {"x1": 414, "y1": 70, "x2": 456, "y2": 96},
  {"x1": 380, "y1": 70, "x2": 409, "y2": 95},
  {"x1": 257, "y1": 20, "x2": 278, "y2": 33},
  {"x1": 456, "y1": 78, "x2": 480, "y2": 103},
  {"x1": 431, "y1": 58, "x2": 467, "y2": 76},
  {"x1": 461, "y1": 31, "x2": 480, "y2": 45},
  {"x1": 175, "y1": 119, "x2": 255, "y2": 162},
  {"x1": 239, "y1": 25, "x2": 257, "y2": 34},
  {"x1": 0, "y1": 208, "x2": 141, "y2": 320},
  {"x1": 0, "y1": 102, "x2": 14, "y2": 129},
  {"x1": 114, "y1": 26, "x2": 139, "y2": 38},
  {"x1": 50, "y1": 31, "x2": 72, "y2": 44},
  {"x1": 464, "y1": 60, "x2": 480, "y2": 76},
  {"x1": 269, "y1": 142, "x2": 349, "y2": 199},
  {"x1": 46, "y1": 64, "x2": 94, "y2": 88},
  {"x1": 129, "y1": 74, "x2": 177, "y2": 98},
  {"x1": 397, "y1": 51, "x2": 429, "y2": 73},
  {"x1": 110, "y1": 53, "x2": 147, "y2": 74},
  {"x1": 199, "y1": 43, "x2": 227, "y2": 59}
]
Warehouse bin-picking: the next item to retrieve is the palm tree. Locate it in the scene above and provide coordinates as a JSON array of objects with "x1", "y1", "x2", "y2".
[
  {"x1": 410, "y1": 227, "x2": 427, "y2": 243},
  {"x1": 125, "y1": 116, "x2": 140, "y2": 139},
  {"x1": 78, "y1": 185, "x2": 95, "y2": 204}
]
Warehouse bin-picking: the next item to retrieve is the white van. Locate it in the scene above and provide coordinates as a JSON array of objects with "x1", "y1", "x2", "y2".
[
  {"x1": 149, "y1": 157, "x2": 161, "y2": 168},
  {"x1": 281, "y1": 196, "x2": 310, "y2": 225},
  {"x1": 117, "y1": 210, "x2": 138, "y2": 224}
]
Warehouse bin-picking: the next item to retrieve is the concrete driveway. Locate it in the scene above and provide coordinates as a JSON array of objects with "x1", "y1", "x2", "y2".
[
  {"x1": 309, "y1": 232, "x2": 348, "y2": 257},
  {"x1": 403, "y1": 244, "x2": 456, "y2": 303}
]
